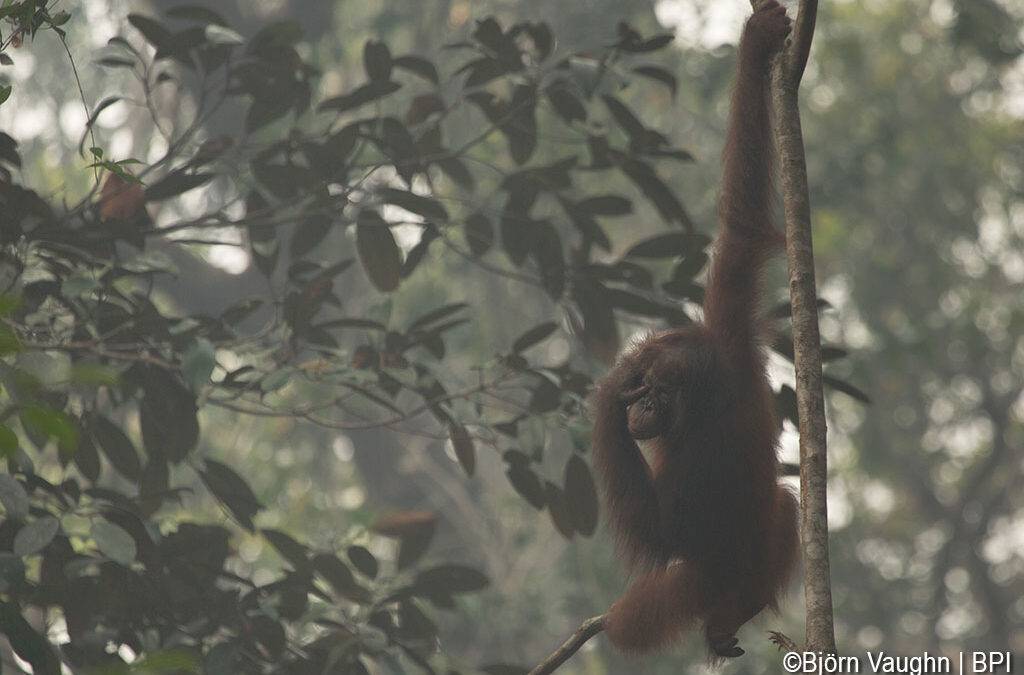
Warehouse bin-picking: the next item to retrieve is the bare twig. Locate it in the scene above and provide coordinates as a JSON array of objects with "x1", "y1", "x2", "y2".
[
  {"x1": 789, "y1": 0, "x2": 818, "y2": 84},
  {"x1": 528, "y1": 615, "x2": 605, "y2": 675},
  {"x1": 769, "y1": 630, "x2": 799, "y2": 652}
]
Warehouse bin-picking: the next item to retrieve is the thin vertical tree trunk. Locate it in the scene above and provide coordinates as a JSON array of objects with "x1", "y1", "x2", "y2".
[{"x1": 751, "y1": 0, "x2": 836, "y2": 652}]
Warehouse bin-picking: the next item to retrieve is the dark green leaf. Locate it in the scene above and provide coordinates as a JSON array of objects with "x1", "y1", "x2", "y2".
[
  {"x1": 377, "y1": 187, "x2": 448, "y2": 221},
  {"x1": 602, "y1": 95, "x2": 647, "y2": 140},
  {"x1": 661, "y1": 277, "x2": 704, "y2": 304},
  {"x1": 667, "y1": 250, "x2": 710, "y2": 280},
  {"x1": 606, "y1": 288, "x2": 688, "y2": 322},
  {"x1": 14, "y1": 516, "x2": 59, "y2": 557},
  {"x1": 633, "y1": 65, "x2": 678, "y2": 97},
  {"x1": 0, "y1": 133, "x2": 20, "y2": 169},
  {"x1": 473, "y1": 17, "x2": 522, "y2": 70},
  {"x1": 144, "y1": 171, "x2": 214, "y2": 201},
  {"x1": 96, "y1": 57, "x2": 136, "y2": 69},
  {"x1": 572, "y1": 281, "x2": 620, "y2": 364},
  {"x1": 182, "y1": 338, "x2": 216, "y2": 391},
  {"x1": 373, "y1": 512, "x2": 437, "y2": 570},
  {"x1": 512, "y1": 322, "x2": 557, "y2": 353},
  {"x1": 564, "y1": 208, "x2": 611, "y2": 251},
  {"x1": 318, "y1": 80, "x2": 401, "y2": 114},
  {"x1": 0, "y1": 475, "x2": 28, "y2": 521},
  {"x1": 532, "y1": 222, "x2": 565, "y2": 299},
  {"x1": 400, "y1": 248, "x2": 433, "y2": 292},
  {"x1": 436, "y1": 157, "x2": 475, "y2": 191},
  {"x1": 290, "y1": 214, "x2": 333, "y2": 259},
  {"x1": 465, "y1": 212, "x2": 494, "y2": 256},
  {"x1": 203, "y1": 642, "x2": 240, "y2": 675},
  {"x1": 250, "y1": 615, "x2": 286, "y2": 659},
  {"x1": 379, "y1": 117, "x2": 420, "y2": 180},
  {"x1": 545, "y1": 79, "x2": 586, "y2": 124},
  {"x1": 415, "y1": 564, "x2": 489, "y2": 594},
  {"x1": 263, "y1": 529, "x2": 309, "y2": 569},
  {"x1": 0, "y1": 602, "x2": 60, "y2": 675},
  {"x1": 501, "y1": 208, "x2": 534, "y2": 267},
  {"x1": 0, "y1": 553, "x2": 24, "y2": 590},
  {"x1": 528, "y1": 377, "x2": 561, "y2": 413},
  {"x1": 775, "y1": 384, "x2": 799, "y2": 427},
  {"x1": 92, "y1": 519, "x2": 137, "y2": 565},
  {"x1": 408, "y1": 303, "x2": 468, "y2": 332},
  {"x1": 620, "y1": 33, "x2": 674, "y2": 53},
  {"x1": 625, "y1": 233, "x2": 708, "y2": 259},
  {"x1": 74, "y1": 431, "x2": 101, "y2": 481},
  {"x1": 0, "y1": 424, "x2": 16, "y2": 459},
  {"x1": 579, "y1": 195, "x2": 632, "y2": 216},
  {"x1": 316, "y1": 317, "x2": 387, "y2": 332},
  {"x1": 313, "y1": 553, "x2": 371, "y2": 603},
  {"x1": 564, "y1": 455, "x2": 598, "y2": 537},
  {"x1": 220, "y1": 299, "x2": 264, "y2": 327},
  {"x1": 521, "y1": 22, "x2": 553, "y2": 60},
  {"x1": 19, "y1": 406, "x2": 76, "y2": 455},
  {"x1": 544, "y1": 481, "x2": 575, "y2": 539},
  {"x1": 128, "y1": 14, "x2": 173, "y2": 50},
  {"x1": 823, "y1": 375, "x2": 871, "y2": 403},
  {"x1": 139, "y1": 367, "x2": 199, "y2": 464},
  {"x1": 246, "y1": 93, "x2": 294, "y2": 132},
  {"x1": 448, "y1": 423, "x2": 476, "y2": 477},
  {"x1": 648, "y1": 147, "x2": 694, "y2": 162},
  {"x1": 90, "y1": 415, "x2": 140, "y2": 480},
  {"x1": 406, "y1": 93, "x2": 446, "y2": 124},
  {"x1": 252, "y1": 162, "x2": 312, "y2": 199},
  {"x1": 393, "y1": 55, "x2": 439, "y2": 84},
  {"x1": 363, "y1": 40, "x2": 392, "y2": 82},
  {"x1": 348, "y1": 545, "x2": 379, "y2": 579},
  {"x1": 356, "y1": 210, "x2": 403, "y2": 292},
  {"x1": 617, "y1": 157, "x2": 693, "y2": 229},
  {"x1": 199, "y1": 460, "x2": 261, "y2": 531},
  {"x1": 506, "y1": 84, "x2": 537, "y2": 165},
  {"x1": 249, "y1": 19, "x2": 302, "y2": 53},
  {"x1": 821, "y1": 346, "x2": 849, "y2": 362},
  {"x1": 140, "y1": 457, "x2": 170, "y2": 500},
  {"x1": 462, "y1": 57, "x2": 509, "y2": 88},
  {"x1": 506, "y1": 464, "x2": 545, "y2": 509},
  {"x1": 398, "y1": 600, "x2": 437, "y2": 640}
]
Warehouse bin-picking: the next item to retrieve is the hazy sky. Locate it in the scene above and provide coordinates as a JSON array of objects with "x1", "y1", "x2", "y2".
[{"x1": 655, "y1": 0, "x2": 800, "y2": 48}]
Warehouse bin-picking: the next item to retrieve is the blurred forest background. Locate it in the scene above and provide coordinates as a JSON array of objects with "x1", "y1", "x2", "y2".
[{"x1": 0, "y1": 0, "x2": 1022, "y2": 673}]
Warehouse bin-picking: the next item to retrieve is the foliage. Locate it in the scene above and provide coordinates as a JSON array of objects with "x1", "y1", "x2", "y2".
[
  {"x1": 0, "y1": 0, "x2": 74, "y2": 106},
  {"x1": 0, "y1": 6, "x2": 867, "y2": 674}
]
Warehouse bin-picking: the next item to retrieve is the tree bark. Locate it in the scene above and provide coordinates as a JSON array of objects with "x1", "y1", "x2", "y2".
[{"x1": 752, "y1": 0, "x2": 836, "y2": 653}]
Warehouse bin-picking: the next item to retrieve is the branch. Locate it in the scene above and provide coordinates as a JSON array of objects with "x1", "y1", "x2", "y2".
[
  {"x1": 528, "y1": 615, "x2": 605, "y2": 675},
  {"x1": 789, "y1": 0, "x2": 818, "y2": 84},
  {"x1": 751, "y1": 0, "x2": 834, "y2": 653}
]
